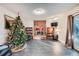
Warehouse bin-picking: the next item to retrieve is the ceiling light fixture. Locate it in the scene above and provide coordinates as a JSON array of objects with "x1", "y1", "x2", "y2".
[{"x1": 33, "y1": 8, "x2": 45, "y2": 15}]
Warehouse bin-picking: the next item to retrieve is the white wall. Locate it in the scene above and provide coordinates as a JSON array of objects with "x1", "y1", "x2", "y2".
[
  {"x1": 0, "y1": 6, "x2": 17, "y2": 45},
  {"x1": 46, "y1": 13, "x2": 68, "y2": 44}
]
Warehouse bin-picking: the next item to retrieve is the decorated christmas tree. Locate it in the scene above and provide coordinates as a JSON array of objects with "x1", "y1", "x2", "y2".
[{"x1": 7, "y1": 14, "x2": 27, "y2": 51}]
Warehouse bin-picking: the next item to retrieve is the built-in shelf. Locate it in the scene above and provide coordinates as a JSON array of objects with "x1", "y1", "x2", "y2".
[{"x1": 25, "y1": 27, "x2": 33, "y2": 36}]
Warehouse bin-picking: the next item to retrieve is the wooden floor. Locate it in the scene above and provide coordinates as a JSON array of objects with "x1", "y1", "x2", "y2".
[{"x1": 12, "y1": 40, "x2": 79, "y2": 56}]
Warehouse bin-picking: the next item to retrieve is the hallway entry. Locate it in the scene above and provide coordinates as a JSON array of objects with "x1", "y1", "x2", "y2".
[{"x1": 33, "y1": 20, "x2": 46, "y2": 40}]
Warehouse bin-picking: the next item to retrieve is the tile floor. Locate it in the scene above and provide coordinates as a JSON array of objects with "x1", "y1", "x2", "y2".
[{"x1": 12, "y1": 40, "x2": 79, "y2": 56}]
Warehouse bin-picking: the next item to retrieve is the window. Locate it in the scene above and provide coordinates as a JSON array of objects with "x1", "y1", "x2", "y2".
[{"x1": 73, "y1": 14, "x2": 79, "y2": 50}]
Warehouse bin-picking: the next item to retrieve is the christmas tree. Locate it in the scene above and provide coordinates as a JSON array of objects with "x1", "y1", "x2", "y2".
[{"x1": 7, "y1": 15, "x2": 27, "y2": 50}]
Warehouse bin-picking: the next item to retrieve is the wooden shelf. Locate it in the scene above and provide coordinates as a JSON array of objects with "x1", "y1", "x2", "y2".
[{"x1": 25, "y1": 27, "x2": 33, "y2": 36}]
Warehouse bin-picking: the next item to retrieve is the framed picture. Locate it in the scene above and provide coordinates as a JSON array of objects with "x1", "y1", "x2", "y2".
[{"x1": 4, "y1": 15, "x2": 16, "y2": 29}]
